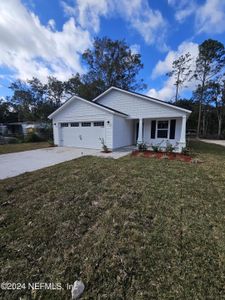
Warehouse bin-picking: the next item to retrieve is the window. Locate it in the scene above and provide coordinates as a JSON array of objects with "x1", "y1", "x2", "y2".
[
  {"x1": 81, "y1": 122, "x2": 91, "y2": 127},
  {"x1": 157, "y1": 121, "x2": 168, "y2": 138},
  {"x1": 71, "y1": 122, "x2": 79, "y2": 127},
  {"x1": 94, "y1": 121, "x2": 104, "y2": 127},
  {"x1": 61, "y1": 123, "x2": 68, "y2": 127}
]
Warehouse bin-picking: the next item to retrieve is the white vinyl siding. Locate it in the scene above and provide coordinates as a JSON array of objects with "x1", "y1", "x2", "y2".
[
  {"x1": 97, "y1": 89, "x2": 187, "y2": 119},
  {"x1": 112, "y1": 115, "x2": 133, "y2": 149}
]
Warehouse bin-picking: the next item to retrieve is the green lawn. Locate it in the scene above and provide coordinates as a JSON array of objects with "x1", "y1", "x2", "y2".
[
  {"x1": 0, "y1": 142, "x2": 51, "y2": 155},
  {"x1": 0, "y1": 141, "x2": 225, "y2": 299}
]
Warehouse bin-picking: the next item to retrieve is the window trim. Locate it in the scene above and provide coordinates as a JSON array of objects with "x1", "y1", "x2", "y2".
[
  {"x1": 157, "y1": 120, "x2": 169, "y2": 139},
  {"x1": 61, "y1": 122, "x2": 69, "y2": 127},
  {"x1": 151, "y1": 119, "x2": 177, "y2": 140},
  {"x1": 70, "y1": 122, "x2": 79, "y2": 127},
  {"x1": 81, "y1": 122, "x2": 91, "y2": 127},
  {"x1": 93, "y1": 121, "x2": 104, "y2": 127}
]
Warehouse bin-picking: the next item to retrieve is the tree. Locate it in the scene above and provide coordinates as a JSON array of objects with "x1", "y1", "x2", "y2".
[
  {"x1": 28, "y1": 77, "x2": 47, "y2": 102},
  {"x1": 193, "y1": 39, "x2": 225, "y2": 137},
  {"x1": 81, "y1": 37, "x2": 146, "y2": 99},
  {"x1": 175, "y1": 98, "x2": 199, "y2": 131},
  {"x1": 192, "y1": 82, "x2": 214, "y2": 137},
  {"x1": 8, "y1": 77, "x2": 63, "y2": 122},
  {"x1": 28, "y1": 77, "x2": 57, "y2": 121},
  {"x1": 209, "y1": 79, "x2": 225, "y2": 138},
  {"x1": 46, "y1": 76, "x2": 65, "y2": 107},
  {"x1": 9, "y1": 80, "x2": 34, "y2": 121},
  {"x1": 167, "y1": 53, "x2": 192, "y2": 102},
  {"x1": 64, "y1": 73, "x2": 83, "y2": 96},
  {"x1": 220, "y1": 80, "x2": 225, "y2": 137},
  {"x1": 0, "y1": 98, "x2": 11, "y2": 123}
]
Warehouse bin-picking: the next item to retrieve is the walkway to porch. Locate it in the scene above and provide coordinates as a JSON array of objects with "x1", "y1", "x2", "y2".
[{"x1": 96, "y1": 145, "x2": 137, "y2": 159}]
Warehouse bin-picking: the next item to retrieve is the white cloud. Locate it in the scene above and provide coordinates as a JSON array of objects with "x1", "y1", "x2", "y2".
[
  {"x1": 47, "y1": 19, "x2": 56, "y2": 31},
  {"x1": 0, "y1": 0, "x2": 92, "y2": 82},
  {"x1": 61, "y1": 0, "x2": 109, "y2": 33},
  {"x1": 130, "y1": 44, "x2": 141, "y2": 54},
  {"x1": 168, "y1": 0, "x2": 225, "y2": 34},
  {"x1": 61, "y1": 0, "x2": 167, "y2": 48},
  {"x1": 196, "y1": 0, "x2": 225, "y2": 34},
  {"x1": 152, "y1": 41, "x2": 198, "y2": 78},
  {"x1": 148, "y1": 41, "x2": 199, "y2": 101},
  {"x1": 117, "y1": 0, "x2": 167, "y2": 48},
  {"x1": 0, "y1": 0, "x2": 167, "y2": 86},
  {"x1": 61, "y1": 1, "x2": 76, "y2": 16},
  {"x1": 148, "y1": 77, "x2": 176, "y2": 101},
  {"x1": 168, "y1": 0, "x2": 196, "y2": 23},
  {"x1": 76, "y1": 0, "x2": 109, "y2": 33}
]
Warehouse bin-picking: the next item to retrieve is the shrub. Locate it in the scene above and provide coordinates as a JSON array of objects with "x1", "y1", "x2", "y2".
[
  {"x1": 138, "y1": 142, "x2": 147, "y2": 152},
  {"x1": 48, "y1": 139, "x2": 55, "y2": 147},
  {"x1": 24, "y1": 133, "x2": 42, "y2": 143},
  {"x1": 165, "y1": 142, "x2": 175, "y2": 153},
  {"x1": 152, "y1": 145, "x2": 160, "y2": 152},
  {"x1": 38, "y1": 126, "x2": 53, "y2": 141},
  {"x1": 99, "y1": 137, "x2": 109, "y2": 152},
  {"x1": 6, "y1": 137, "x2": 19, "y2": 144},
  {"x1": 181, "y1": 147, "x2": 190, "y2": 155}
]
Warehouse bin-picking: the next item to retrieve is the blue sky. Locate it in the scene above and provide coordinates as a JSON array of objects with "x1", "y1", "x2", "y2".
[{"x1": 0, "y1": 0, "x2": 225, "y2": 101}]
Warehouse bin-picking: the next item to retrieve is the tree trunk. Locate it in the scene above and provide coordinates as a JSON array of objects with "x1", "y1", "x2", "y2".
[
  {"x1": 175, "y1": 83, "x2": 179, "y2": 103},
  {"x1": 196, "y1": 79, "x2": 205, "y2": 138},
  {"x1": 196, "y1": 99, "x2": 202, "y2": 138},
  {"x1": 203, "y1": 111, "x2": 207, "y2": 137},
  {"x1": 218, "y1": 117, "x2": 222, "y2": 138},
  {"x1": 175, "y1": 71, "x2": 180, "y2": 103}
]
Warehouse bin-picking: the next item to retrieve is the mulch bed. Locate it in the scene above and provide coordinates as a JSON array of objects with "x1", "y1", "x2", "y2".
[
  {"x1": 101, "y1": 150, "x2": 112, "y2": 153},
  {"x1": 131, "y1": 150, "x2": 192, "y2": 162}
]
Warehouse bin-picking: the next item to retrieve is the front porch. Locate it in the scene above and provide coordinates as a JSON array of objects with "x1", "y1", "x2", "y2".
[{"x1": 131, "y1": 116, "x2": 187, "y2": 153}]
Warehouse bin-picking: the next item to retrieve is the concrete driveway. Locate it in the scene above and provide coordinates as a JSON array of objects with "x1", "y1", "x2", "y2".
[
  {"x1": 0, "y1": 146, "x2": 133, "y2": 180},
  {"x1": 200, "y1": 139, "x2": 225, "y2": 147}
]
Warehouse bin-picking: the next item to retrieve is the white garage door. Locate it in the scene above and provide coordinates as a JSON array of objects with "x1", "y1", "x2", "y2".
[{"x1": 60, "y1": 121, "x2": 105, "y2": 149}]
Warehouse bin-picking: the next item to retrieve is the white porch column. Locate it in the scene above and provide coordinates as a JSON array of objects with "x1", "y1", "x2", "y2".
[
  {"x1": 179, "y1": 115, "x2": 186, "y2": 150},
  {"x1": 137, "y1": 118, "x2": 143, "y2": 144}
]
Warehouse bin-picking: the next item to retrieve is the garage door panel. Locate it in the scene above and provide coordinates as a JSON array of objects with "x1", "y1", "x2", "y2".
[{"x1": 60, "y1": 123, "x2": 105, "y2": 149}]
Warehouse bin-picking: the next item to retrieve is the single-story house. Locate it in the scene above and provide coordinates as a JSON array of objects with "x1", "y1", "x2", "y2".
[{"x1": 49, "y1": 87, "x2": 191, "y2": 152}]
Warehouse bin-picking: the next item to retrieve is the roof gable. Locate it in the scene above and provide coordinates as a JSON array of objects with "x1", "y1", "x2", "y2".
[
  {"x1": 48, "y1": 95, "x2": 128, "y2": 119},
  {"x1": 93, "y1": 86, "x2": 192, "y2": 114}
]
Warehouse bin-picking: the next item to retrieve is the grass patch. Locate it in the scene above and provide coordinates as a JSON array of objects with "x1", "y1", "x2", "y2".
[
  {"x1": 0, "y1": 142, "x2": 51, "y2": 155},
  {"x1": 0, "y1": 141, "x2": 225, "y2": 299},
  {"x1": 189, "y1": 139, "x2": 225, "y2": 156}
]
